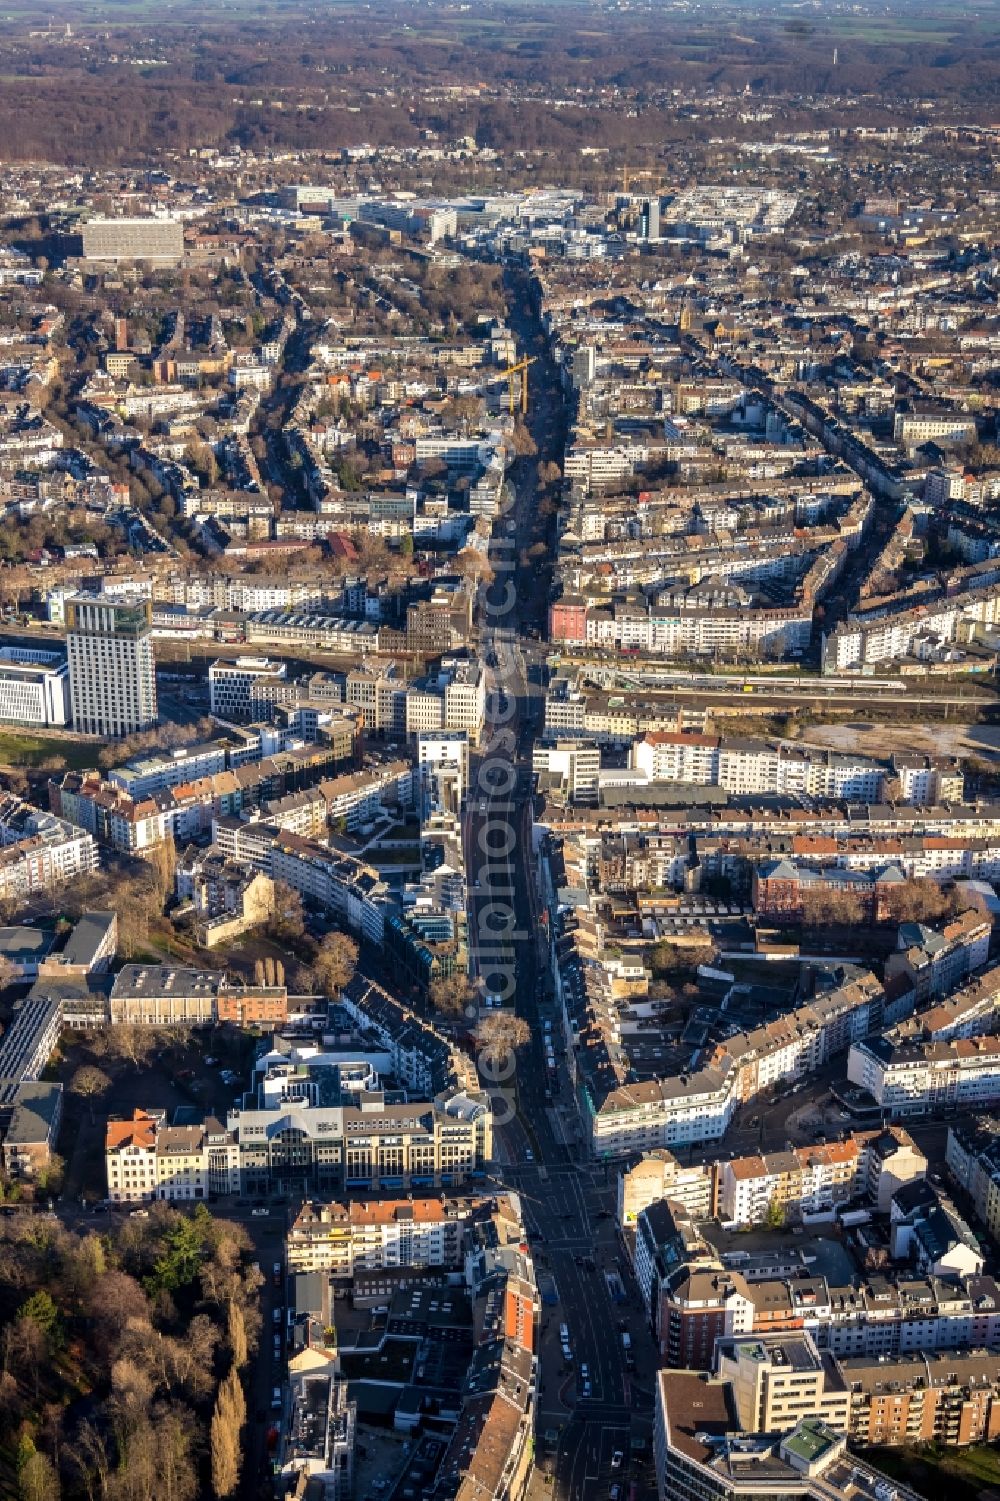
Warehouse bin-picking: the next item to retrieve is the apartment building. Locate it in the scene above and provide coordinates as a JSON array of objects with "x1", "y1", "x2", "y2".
[
  {"x1": 884, "y1": 910, "x2": 992, "y2": 1004},
  {"x1": 564, "y1": 931, "x2": 880, "y2": 1156},
  {"x1": 50, "y1": 742, "x2": 348, "y2": 856},
  {"x1": 635, "y1": 1198, "x2": 716, "y2": 1317},
  {"x1": 658, "y1": 1264, "x2": 755, "y2": 1370},
  {"x1": 0, "y1": 1081, "x2": 63, "y2": 1180},
  {"x1": 269, "y1": 835, "x2": 391, "y2": 946},
  {"x1": 723, "y1": 1148, "x2": 845, "y2": 1228},
  {"x1": 842, "y1": 1349, "x2": 1000, "y2": 1447},
  {"x1": 664, "y1": 1326, "x2": 1000, "y2": 1458},
  {"x1": 318, "y1": 761, "x2": 413, "y2": 830},
  {"x1": 209, "y1": 657, "x2": 288, "y2": 719},
  {"x1": 176, "y1": 854, "x2": 276, "y2": 948},
  {"x1": 946, "y1": 1118, "x2": 1000, "y2": 1242},
  {"x1": 286, "y1": 1196, "x2": 474, "y2": 1274},
  {"x1": 105, "y1": 1110, "x2": 160, "y2": 1202},
  {"x1": 105, "y1": 1109, "x2": 240, "y2": 1203},
  {"x1": 888, "y1": 958, "x2": 1000, "y2": 1048},
  {"x1": 550, "y1": 593, "x2": 812, "y2": 659},
  {"x1": 822, "y1": 581, "x2": 1000, "y2": 673},
  {"x1": 632, "y1": 732, "x2": 884, "y2": 801},
  {"x1": 109, "y1": 1069, "x2": 490, "y2": 1200},
  {"x1": 0, "y1": 814, "x2": 98, "y2": 903},
  {"x1": 719, "y1": 1128, "x2": 926, "y2": 1227},
  {"x1": 109, "y1": 740, "x2": 230, "y2": 798},
  {"x1": 849, "y1": 1033, "x2": 1000, "y2": 1117},
  {"x1": 66, "y1": 593, "x2": 157, "y2": 737},
  {"x1": 532, "y1": 740, "x2": 601, "y2": 804},
  {"x1": 655, "y1": 1370, "x2": 923, "y2": 1501},
  {"x1": 81, "y1": 217, "x2": 184, "y2": 264},
  {"x1": 543, "y1": 673, "x2": 701, "y2": 746},
  {"x1": 892, "y1": 753, "x2": 966, "y2": 806},
  {"x1": 716, "y1": 1332, "x2": 850, "y2": 1435},
  {"x1": 617, "y1": 1149, "x2": 716, "y2": 1226}
]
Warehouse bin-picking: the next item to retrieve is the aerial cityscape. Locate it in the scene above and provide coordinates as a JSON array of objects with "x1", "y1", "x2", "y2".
[{"x1": 1, "y1": 2, "x2": 1000, "y2": 1500}]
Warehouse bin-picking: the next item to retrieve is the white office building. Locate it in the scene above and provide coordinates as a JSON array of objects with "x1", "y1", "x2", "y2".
[{"x1": 0, "y1": 649, "x2": 70, "y2": 727}]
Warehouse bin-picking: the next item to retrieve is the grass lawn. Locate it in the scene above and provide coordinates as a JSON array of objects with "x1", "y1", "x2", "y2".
[
  {"x1": 868, "y1": 1441, "x2": 1000, "y2": 1501},
  {"x1": 0, "y1": 729, "x2": 98, "y2": 771}
]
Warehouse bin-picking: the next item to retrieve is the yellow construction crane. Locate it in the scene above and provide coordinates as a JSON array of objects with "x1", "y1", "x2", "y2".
[
  {"x1": 504, "y1": 356, "x2": 536, "y2": 416},
  {"x1": 621, "y1": 165, "x2": 657, "y2": 195}
]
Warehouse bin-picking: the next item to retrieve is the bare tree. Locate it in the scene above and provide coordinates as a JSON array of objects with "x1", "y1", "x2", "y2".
[
  {"x1": 312, "y1": 931, "x2": 358, "y2": 995},
  {"x1": 455, "y1": 547, "x2": 494, "y2": 586},
  {"x1": 267, "y1": 882, "x2": 305, "y2": 943},
  {"x1": 884, "y1": 877, "x2": 956, "y2": 925},
  {"x1": 105, "y1": 1025, "x2": 157, "y2": 1072},
  {"x1": 429, "y1": 972, "x2": 474, "y2": 1019},
  {"x1": 477, "y1": 1012, "x2": 531, "y2": 1068},
  {"x1": 69, "y1": 1065, "x2": 112, "y2": 1123},
  {"x1": 66, "y1": 1422, "x2": 112, "y2": 1501},
  {"x1": 800, "y1": 886, "x2": 865, "y2": 927}
]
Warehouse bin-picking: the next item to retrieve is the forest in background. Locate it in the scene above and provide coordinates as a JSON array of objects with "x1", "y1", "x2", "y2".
[{"x1": 0, "y1": 0, "x2": 996, "y2": 165}]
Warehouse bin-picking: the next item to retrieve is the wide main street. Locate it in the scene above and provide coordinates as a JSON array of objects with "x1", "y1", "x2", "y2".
[{"x1": 463, "y1": 276, "x2": 657, "y2": 1501}]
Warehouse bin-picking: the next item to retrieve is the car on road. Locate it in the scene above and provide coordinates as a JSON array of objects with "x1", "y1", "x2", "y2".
[
  {"x1": 612, "y1": 1451, "x2": 623, "y2": 1470},
  {"x1": 525, "y1": 1149, "x2": 533, "y2": 1162},
  {"x1": 580, "y1": 1364, "x2": 589, "y2": 1380},
  {"x1": 252, "y1": 1207, "x2": 269, "y2": 1217},
  {"x1": 610, "y1": 1486, "x2": 622, "y2": 1501},
  {"x1": 271, "y1": 1387, "x2": 281, "y2": 1410},
  {"x1": 582, "y1": 1380, "x2": 592, "y2": 1397}
]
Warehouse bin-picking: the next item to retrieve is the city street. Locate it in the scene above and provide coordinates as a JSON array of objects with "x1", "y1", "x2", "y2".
[{"x1": 462, "y1": 281, "x2": 653, "y2": 1501}]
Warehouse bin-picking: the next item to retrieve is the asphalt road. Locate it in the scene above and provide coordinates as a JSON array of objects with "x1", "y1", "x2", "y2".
[{"x1": 460, "y1": 283, "x2": 655, "y2": 1501}]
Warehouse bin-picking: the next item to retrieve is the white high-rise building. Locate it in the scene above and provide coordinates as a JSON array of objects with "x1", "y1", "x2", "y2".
[{"x1": 66, "y1": 594, "x2": 157, "y2": 738}]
